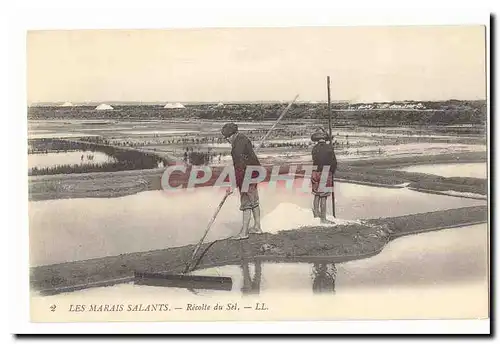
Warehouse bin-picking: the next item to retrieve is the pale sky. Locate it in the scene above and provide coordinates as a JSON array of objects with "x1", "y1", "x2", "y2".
[{"x1": 27, "y1": 26, "x2": 486, "y2": 103}]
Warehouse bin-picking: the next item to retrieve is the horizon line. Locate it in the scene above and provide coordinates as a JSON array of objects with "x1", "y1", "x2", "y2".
[{"x1": 28, "y1": 98, "x2": 487, "y2": 106}]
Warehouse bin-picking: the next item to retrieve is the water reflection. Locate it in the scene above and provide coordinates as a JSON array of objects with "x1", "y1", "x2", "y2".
[
  {"x1": 28, "y1": 150, "x2": 115, "y2": 170},
  {"x1": 395, "y1": 163, "x2": 487, "y2": 179},
  {"x1": 240, "y1": 260, "x2": 262, "y2": 295},
  {"x1": 237, "y1": 242, "x2": 337, "y2": 295},
  {"x1": 31, "y1": 224, "x2": 487, "y2": 303},
  {"x1": 238, "y1": 260, "x2": 338, "y2": 296},
  {"x1": 311, "y1": 263, "x2": 337, "y2": 294}
]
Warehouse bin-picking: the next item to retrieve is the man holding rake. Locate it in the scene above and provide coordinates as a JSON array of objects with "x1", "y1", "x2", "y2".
[{"x1": 221, "y1": 122, "x2": 264, "y2": 240}]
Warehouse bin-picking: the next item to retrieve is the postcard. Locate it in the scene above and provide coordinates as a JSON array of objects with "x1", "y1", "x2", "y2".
[{"x1": 24, "y1": 23, "x2": 489, "y2": 331}]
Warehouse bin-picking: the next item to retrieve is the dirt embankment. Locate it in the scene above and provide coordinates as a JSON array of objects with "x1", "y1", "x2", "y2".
[
  {"x1": 31, "y1": 205, "x2": 488, "y2": 295},
  {"x1": 28, "y1": 151, "x2": 487, "y2": 201}
]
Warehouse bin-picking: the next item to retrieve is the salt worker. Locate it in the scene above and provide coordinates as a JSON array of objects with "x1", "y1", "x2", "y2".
[
  {"x1": 221, "y1": 122, "x2": 263, "y2": 240},
  {"x1": 311, "y1": 129, "x2": 337, "y2": 223}
]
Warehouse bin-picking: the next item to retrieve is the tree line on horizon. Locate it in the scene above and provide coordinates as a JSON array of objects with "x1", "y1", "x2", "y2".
[{"x1": 27, "y1": 100, "x2": 486, "y2": 126}]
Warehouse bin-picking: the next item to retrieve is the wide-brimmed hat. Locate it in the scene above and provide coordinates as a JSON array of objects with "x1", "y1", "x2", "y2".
[
  {"x1": 221, "y1": 122, "x2": 238, "y2": 138},
  {"x1": 311, "y1": 130, "x2": 329, "y2": 142}
]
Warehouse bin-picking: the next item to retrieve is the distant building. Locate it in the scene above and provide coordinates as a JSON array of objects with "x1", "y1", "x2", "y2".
[
  {"x1": 358, "y1": 104, "x2": 374, "y2": 110},
  {"x1": 60, "y1": 102, "x2": 74, "y2": 107}
]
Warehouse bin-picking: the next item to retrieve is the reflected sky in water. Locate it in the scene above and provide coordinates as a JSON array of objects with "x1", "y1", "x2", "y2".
[
  {"x1": 189, "y1": 223, "x2": 488, "y2": 296},
  {"x1": 33, "y1": 224, "x2": 488, "y2": 299},
  {"x1": 28, "y1": 150, "x2": 115, "y2": 170},
  {"x1": 395, "y1": 163, "x2": 487, "y2": 179}
]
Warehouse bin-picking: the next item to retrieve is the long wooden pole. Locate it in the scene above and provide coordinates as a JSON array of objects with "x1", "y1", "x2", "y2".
[
  {"x1": 327, "y1": 76, "x2": 336, "y2": 218},
  {"x1": 257, "y1": 94, "x2": 299, "y2": 149},
  {"x1": 183, "y1": 191, "x2": 232, "y2": 273}
]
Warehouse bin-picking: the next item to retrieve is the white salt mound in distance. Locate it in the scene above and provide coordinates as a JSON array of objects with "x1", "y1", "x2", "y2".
[
  {"x1": 261, "y1": 203, "x2": 361, "y2": 233},
  {"x1": 95, "y1": 103, "x2": 113, "y2": 110},
  {"x1": 164, "y1": 102, "x2": 186, "y2": 109}
]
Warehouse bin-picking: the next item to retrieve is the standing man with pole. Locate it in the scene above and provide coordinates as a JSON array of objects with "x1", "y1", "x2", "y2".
[{"x1": 309, "y1": 79, "x2": 337, "y2": 223}]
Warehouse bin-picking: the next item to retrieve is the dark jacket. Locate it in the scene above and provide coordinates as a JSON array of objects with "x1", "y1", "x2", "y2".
[
  {"x1": 230, "y1": 133, "x2": 261, "y2": 189},
  {"x1": 312, "y1": 142, "x2": 337, "y2": 173},
  {"x1": 231, "y1": 133, "x2": 261, "y2": 169}
]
